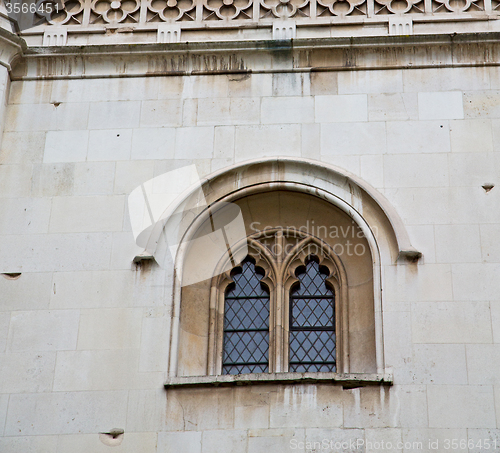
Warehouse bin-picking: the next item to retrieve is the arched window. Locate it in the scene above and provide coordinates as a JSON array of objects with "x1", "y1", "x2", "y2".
[
  {"x1": 222, "y1": 258, "x2": 270, "y2": 375},
  {"x1": 289, "y1": 258, "x2": 336, "y2": 373}
]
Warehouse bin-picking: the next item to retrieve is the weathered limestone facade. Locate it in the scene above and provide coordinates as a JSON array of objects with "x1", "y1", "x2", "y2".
[{"x1": 0, "y1": 2, "x2": 500, "y2": 451}]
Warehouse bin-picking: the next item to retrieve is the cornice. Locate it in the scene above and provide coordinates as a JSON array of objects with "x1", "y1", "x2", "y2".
[{"x1": 9, "y1": 31, "x2": 500, "y2": 79}]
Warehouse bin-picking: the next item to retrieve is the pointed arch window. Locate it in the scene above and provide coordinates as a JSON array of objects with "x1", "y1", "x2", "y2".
[
  {"x1": 222, "y1": 258, "x2": 270, "y2": 375},
  {"x1": 289, "y1": 258, "x2": 336, "y2": 372},
  {"x1": 210, "y1": 229, "x2": 345, "y2": 376}
]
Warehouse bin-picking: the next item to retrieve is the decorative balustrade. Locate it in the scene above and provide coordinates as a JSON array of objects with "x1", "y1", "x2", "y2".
[{"x1": 31, "y1": 0, "x2": 498, "y2": 29}]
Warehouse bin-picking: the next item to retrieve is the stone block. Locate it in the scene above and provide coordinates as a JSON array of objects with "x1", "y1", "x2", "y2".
[
  {"x1": 88, "y1": 101, "x2": 141, "y2": 130},
  {"x1": 30, "y1": 163, "x2": 74, "y2": 197},
  {"x1": 301, "y1": 123, "x2": 320, "y2": 160},
  {"x1": 0, "y1": 131, "x2": 45, "y2": 164},
  {"x1": 139, "y1": 309, "x2": 171, "y2": 372},
  {"x1": 434, "y1": 224, "x2": 481, "y2": 263},
  {"x1": 403, "y1": 67, "x2": 490, "y2": 92},
  {"x1": 109, "y1": 232, "x2": 143, "y2": 270},
  {"x1": 466, "y1": 344, "x2": 500, "y2": 385},
  {"x1": 113, "y1": 160, "x2": 155, "y2": 195},
  {"x1": 305, "y1": 428, "x2": 365, "y2": 453},
  {"x1": 427, "y1": 385, "x2": 496, "y2": 428},
  {"x1": 464, "y1": 91, "x2": 500, "y2": 118},
  {"x1": 0, "y1": 394, "x2": 8, "y2": 436},
  {"x1": 467, "y1": 429, "x2": 500, "y2": 453},
  {"x1": 343, "y1": 386, "x2": 399, "y2": 428},
  {"x1": 53, "y1": 349, "x2": 163, "y2": 391},
  {"x1": 386, "y1": 120, "x2": 450, "y2": 154},
  {"x1": 5, "y1": 103, "x2": 89, "y2": 132},
  {"x1": 0, "y1": 312, "x2": 9, "y2": 352},
  {"x1": 452, "y1": 263, "x2": 500, "y2": 301},
  {"x1": 272, "y1": 73, "x2": 308, "y2": 96},
  {"x1": 175, "y1": 127, "x2": 214, "y2": 159},
  {"x1": 182, "y1": 98, "x2": 198, "y2": 126},
  {"x1": 412, "y1": 301, "x2": 492, "y2": 344},
  {"x1": 166, "y1": 388, "x2": 234, "y2": 431},
  {"x1": 0, "y1": 436, "x2": 58, "y2": 453},
  {"x1": 77, "y1": 308, "x2": 142, "y2": 350},
  {"x1": 126, "y1": 389, "x2": 166, "y2": 432},
  {"x1": 0, "y1": 197, "x2": 51, "y2": 235},
  {"x1": 339, "y1": 69, "x2": 403, "y2": 95},
  {"x1": 248, "y1": 428, "x2": 305, "y2": 453},
  {"x1": 0, "y1": 272, "x2": 52, "y2": 311},
  {"x1": 261, "y1": 97, "x2": 314, "y2": 124},
  {"x1": 0, "y1": 233, "x2": 113, "y2": 273},
  {"x1": 183, "y1": 75, "x2": 229, "y2": 99},
  {"x1": 198, "y1": 98, "x2": 260, "y2": 125},
  {"x1": 450, "y1": 119, "x2": 493, "y2": 153},
  {"x1": 360, "y1": 154, "x2": 383, "y2": 188},
  {"x1": 449, "y1": 152, "x2": 500, "y2": 187},
  {"x1": 395, "y1": 385, "x2": 428, "y2": 428},
  {"x1": 310, "y1": 71, "x2": 338, "y2": 96},
  {"x1": 384, "y1": 153, "x2": 448, "y2": 188},
  {"x1": 418, "y1": 92, "x2": 464, "y2": 120},
  {"x1": 320, "y1": 122, "x2": 386, "y2": 155},
  {"x1": 49, "y1": 195, "x2": 125, "y2": 233},
  {"x1": 52, "y1": 77, "x2": 159, "y2": 103},
  {"x1": 405, "y1": 225, "x2": 435, "y2": 263},
  {"x1": 235, "y1": 405, "x2": 269, "y2": 430},
  {"x1": 235, "y1": 124, "x2": 301, "y2": 161},
  {"x1": 383, "y1": 264, "x2": 453, "y2": 306},
  {"x1": 0, "y1": 352, "x2": 56, "y2": 393},
  {"x1": 73, "y1": 162, "x2": 116, "y2": 196},
  {"x1": 7, "y1": 310, "x2": 79, "y2": 352},
  {"x1": 315, "y1": 94, "x2": 368, "y2": 123},
  {"x1": 214, "y1": 126, "x2": 235, "y2": 159},
  {"x1": 365, "y1": 428, "x2": 403, "y2": 453},
  {"x1": 9, "y1": 80, "x2": 53, "y2": 104},
  {"x1": 43, "y1": 130, "x2": 89, "y2": 163},
  {"x1": 56, "y1": 432, "x2": 157, "y2": 453},
  {"x1": 401, "y1": 428, "x2": 468, "y2": 453},
  {"x1": 368, "y1": 93, "x2": 418, "y2": 122},
  {"x1": 0, "y1": 165, "x2": 32, "y2": 198},
  {"x1": 202, "y1": 430, "x2": 247, "y2": 453},
  {"x1": 140, "y1": 100, "x2": 182, "y2": 128},
  {"x1": 228, "y1": 73, "x2": 273, "y2": 98},
  {"x1": 131, "y1": 128, "x2": 176, "y2": 160},
  {"x1": 270, "y1": 385, "x2": 342, "y2": 428},
  {"x1": 4, "y1": 391, "x2": 128, "y2": 435},
  {"x1": 158, "y1": 432, "x2": 201, "y2": 453},
  {"x1": 491, "y1": 302, "x2": 500, "y2": 344},
  {"x1": 87, "y1": 129, "x2": 133, "y2": 161}
]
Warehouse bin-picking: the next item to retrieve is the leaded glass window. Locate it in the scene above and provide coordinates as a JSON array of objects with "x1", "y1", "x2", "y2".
[
  {"x1": 222, "y1": 258, "x2": 270, "y2": 375},
  {"x1": 289, "y1": 257, "x2": 336, "y2": 372}
]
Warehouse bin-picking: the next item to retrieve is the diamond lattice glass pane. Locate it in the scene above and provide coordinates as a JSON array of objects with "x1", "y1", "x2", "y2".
[
  {"x1": 291, "y1": 298, "x2": 334, "y2": 328},
  {"x1": 291, "y1": 260, "x2": 333, "y2": 297},
  {"x1": 226, "y1": 260, "x2": 269, "y2": 298},
  {"x1": 224, "y1": 298, "x2": 269, "y2": 330},
  {"x1": 223, "y1": 331, "x2": 269, "y2": 364},
  {"x1": 289, "y1": 330, "x2": 336, "y2": 364},
  {"x1": 222, "y1": 258, "x2": 270, "y2": 375}
]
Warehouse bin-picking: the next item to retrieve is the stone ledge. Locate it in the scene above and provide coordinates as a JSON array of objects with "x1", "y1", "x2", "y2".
[{"x1": 164, "y1": 372, "x2": 394, "y2": 389}]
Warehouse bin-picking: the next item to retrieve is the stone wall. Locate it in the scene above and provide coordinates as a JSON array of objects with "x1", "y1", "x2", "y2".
[{"x1": 0, "y1": 34, "x2": 499, "y2": 452}]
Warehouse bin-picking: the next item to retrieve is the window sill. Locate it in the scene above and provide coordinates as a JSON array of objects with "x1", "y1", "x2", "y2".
[{"x1": 164, "y1": 372, "x2": 393, "y2": 389}]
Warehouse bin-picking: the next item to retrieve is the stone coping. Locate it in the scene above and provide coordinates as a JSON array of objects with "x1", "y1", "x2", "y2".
[
  {"x1": 164, "y1": 372, "x2": 394, "y2": 389},
  {"x1": 10, "y1": 31, "x2": 500, "y2": 79}
]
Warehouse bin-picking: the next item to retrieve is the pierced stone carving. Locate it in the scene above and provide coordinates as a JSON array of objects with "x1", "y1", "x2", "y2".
[
  {"x1": 261, "y1": 0, "x2": 309, "y2": 19},
  {"x1": 317, "y1": 0, "x2": 367, "y2": 17},
  {"x1": 431, "y1": 0, "x2": 483, "y2": 12},
  {"x1": 36, "y1": 0, "x2": 84, "y2": 26},
  {"x1": 203, "y1": 0, "x2": 253, "y2": 20},
  {"x1": 374, "y1": 0, "x2": 423, "y2": 14},
  {"x1": 90, "y1": 0, "x2": 140, "y2": 24},
  {"x1": 147, "y1": 0, "x2": 196, "y2": 22}
]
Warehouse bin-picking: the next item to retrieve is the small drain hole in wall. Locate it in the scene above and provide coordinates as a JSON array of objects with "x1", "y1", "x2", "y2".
[
  {"x1": 2, "y1": 273, "x2": 21, "y2": 280},
  {"x1": 482, "y1": 184, "x2": 495, "y2": 193}
]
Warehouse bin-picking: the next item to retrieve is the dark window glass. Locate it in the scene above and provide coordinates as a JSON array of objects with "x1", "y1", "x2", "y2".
[
  {"x1": 222, "y1": 258, "x2": 269, "y2": 375},
  {"x1": 289, "y1": 257, "x2": 336, "y2": 372}
]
